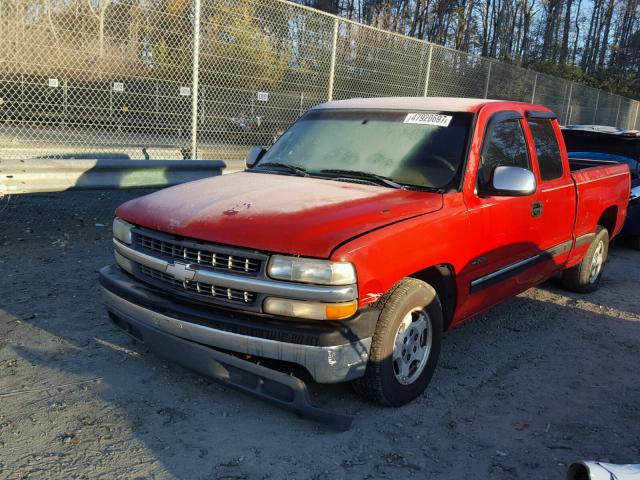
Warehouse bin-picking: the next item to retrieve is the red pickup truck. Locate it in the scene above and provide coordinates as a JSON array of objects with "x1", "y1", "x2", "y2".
[{"x1": 100, "y1": 97, "x2": 629, "y2": 429}]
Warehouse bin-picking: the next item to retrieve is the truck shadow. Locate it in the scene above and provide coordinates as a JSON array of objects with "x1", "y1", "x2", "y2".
[{"x1": 5, "y1": 278, "x2": 640, "y2": 477}]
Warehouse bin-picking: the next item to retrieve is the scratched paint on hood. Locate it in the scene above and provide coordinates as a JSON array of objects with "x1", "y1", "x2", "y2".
[{"x1": 116, "y1": 171, "x2": 443, "y2": 258}]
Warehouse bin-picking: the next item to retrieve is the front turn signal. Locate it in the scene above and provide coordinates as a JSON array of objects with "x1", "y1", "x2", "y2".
[
  {"x1": 263, "y1": 298, "x2": 358, "y2": 320},
  {"x1": 325, "y1": 301, "x2": 358, "y2": 320}
]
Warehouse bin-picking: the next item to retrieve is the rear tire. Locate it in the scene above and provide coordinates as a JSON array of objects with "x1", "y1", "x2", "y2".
[
  {"x1": 352, "y1": 278, "x2": 443, "y2": 406},
  {"x1": 562, "y1": 226, "x2": 609, "y2": 293}
]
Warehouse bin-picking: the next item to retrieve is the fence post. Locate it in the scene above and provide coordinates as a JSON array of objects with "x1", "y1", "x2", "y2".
[
  {"x1": 155, "y1": 82, "x2": 160, "y2": 125},
  {"x1": 633, "y1": 102, "x2": 640, "y2": 130},
  {"x1": 200, "y1": 84, "x2": 205, "y2": 125},
  {"x1": 530, "y1": 73, "x2": 538, "y2": 104},
  {"x1": 564, "y1": 82, "x2": 573, "y2": 125},
  {"x1": 422, "y1": 44, "x2": 433, "y2": 97},
  {"x1": 62, "y1": 78, "x2": 68, "y2": 125},
  {"x1": 190, "y1": 0, "x2": 202, "y2": 160},
  {"x1": 592, "y1": 90, "x2": 600, "y2": 124},
  {"x1": 614, "y1": 97, "x2": 621, "y2": 127},
  {"x1": 327, "y1": 18, "x2": 339, "y2": 101},
  {"x1": 484, "y1": 61, "x2": 492, "y2": 99},
  {"x1": 21, "y1": 74, "x2": 24, "y2": 117}
]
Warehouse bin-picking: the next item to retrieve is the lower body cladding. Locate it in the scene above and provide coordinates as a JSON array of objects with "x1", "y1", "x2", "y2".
[{"x1": 99, "y1": 265, "x2": 376, "y2": 430}]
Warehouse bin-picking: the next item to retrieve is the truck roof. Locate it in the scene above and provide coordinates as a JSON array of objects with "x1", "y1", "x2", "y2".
[{"x1": 312, "y1": 97, "x2": 508, "y2": 113}]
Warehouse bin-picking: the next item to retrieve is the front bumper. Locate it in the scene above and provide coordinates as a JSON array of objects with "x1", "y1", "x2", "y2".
[
  {"x1": 99, "y1": 265, "x2": 375, "y2": 384},
  {"x1": 106, "y1": 303, "x2": 354, "y2": 430}
]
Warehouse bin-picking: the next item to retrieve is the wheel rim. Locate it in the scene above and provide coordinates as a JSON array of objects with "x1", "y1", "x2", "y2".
[
  {"x1": 589, "y1": 240, "x2": 605, "y2": 284},
  {"x1": 392, "y1": 308, "x2": 432, "y2": 386}
]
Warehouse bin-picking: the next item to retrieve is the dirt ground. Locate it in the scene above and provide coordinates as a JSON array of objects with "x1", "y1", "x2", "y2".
[{"x1": 1, "y1": 190, "x2": 639, "y2": 480}]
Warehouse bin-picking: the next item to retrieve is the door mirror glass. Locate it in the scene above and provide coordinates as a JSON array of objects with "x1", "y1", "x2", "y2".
[
  {"x1": 245, "y1": 147, "x2": 266, "y2": 169},
  {"x1": 479, "y1": 165, "x2": 537, "y2": 196}
]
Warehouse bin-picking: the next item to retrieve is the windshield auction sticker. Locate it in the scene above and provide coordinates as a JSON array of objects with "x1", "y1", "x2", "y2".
[{"x1": 403, "y1": 113, "x2": 453, "y2": 127}]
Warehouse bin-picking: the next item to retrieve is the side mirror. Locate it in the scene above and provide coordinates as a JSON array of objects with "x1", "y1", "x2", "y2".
[
  {"x1": 245, "y1": 147, "x2": 266, "y2": 169},
  {"x1": 479, "y1": 165, "x2": 537, "y2": 197}
]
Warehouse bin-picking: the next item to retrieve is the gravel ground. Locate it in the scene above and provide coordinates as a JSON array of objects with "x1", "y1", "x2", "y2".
[{"x1": 1, "y1": 190, "x2": 639, "y2": 480}]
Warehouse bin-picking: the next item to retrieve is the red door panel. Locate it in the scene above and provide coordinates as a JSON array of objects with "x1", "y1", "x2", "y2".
[{"x1": 455, "y1": 105, "x2": 544, "y2": 324}]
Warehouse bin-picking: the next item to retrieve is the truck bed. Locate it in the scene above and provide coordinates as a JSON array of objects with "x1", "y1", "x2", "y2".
[{"x1": 569, "y1": 160, "x2": 630, "y2": 241}]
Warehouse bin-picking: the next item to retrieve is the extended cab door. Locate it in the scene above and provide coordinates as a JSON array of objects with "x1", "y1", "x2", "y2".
[
  {"x1": 524, "y1": 112, "x2": 576, "y2": 268},
  {"x1": 457, "y1": 108, "x2": 544, "y2": 320}
]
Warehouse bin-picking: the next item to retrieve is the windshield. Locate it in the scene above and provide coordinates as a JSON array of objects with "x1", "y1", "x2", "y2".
[{"x1": 256, "y1": 109, "x2": 473, "y2": 190}]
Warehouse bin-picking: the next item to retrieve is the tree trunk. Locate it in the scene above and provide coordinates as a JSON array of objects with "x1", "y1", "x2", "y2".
[
  {"x1": 408, "y1": 0, "x2": 422, "y2": 36},
  {"x1": 571, "y1": 0, "x2": 582, "y2": 64},
  {"x1": 481, "y1": 0, "x2": 491, "y2": 56},
  {"x1": 462, "y1": 0, "x2": 476, "y2": 52},
  {"x1": 597, "y1": 0, "x2": 615, "y2": 68},
  {"x1": 519, "y1": 0, "x2": 532, "y2": 64},
  {"x1": 581, "y1": 0, "x2": 600, "y2": 71}
]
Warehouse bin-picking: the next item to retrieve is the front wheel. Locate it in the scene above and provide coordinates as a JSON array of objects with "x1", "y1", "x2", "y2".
[
  {"x1": 562, "y1": 226, "x2": 609, "y2": 293},
  {"x1": 352, "y1": 278, "x2": 443, "y2": 406}
]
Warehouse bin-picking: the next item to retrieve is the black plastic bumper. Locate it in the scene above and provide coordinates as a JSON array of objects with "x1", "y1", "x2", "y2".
[
  {"x1": 109, "y1": 311, "x2": 353, "y2": 431},
  {"x1": 99, "y1": 265, "x2": 379, "y2": 429}
]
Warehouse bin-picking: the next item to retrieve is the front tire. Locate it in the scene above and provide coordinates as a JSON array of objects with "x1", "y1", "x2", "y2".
[
  {"x1": 562, "y1": 226, "x2": 609, "y2": 293},
  {"x1": 352, "y1": 278, "x2": 443, "y2": 406}
]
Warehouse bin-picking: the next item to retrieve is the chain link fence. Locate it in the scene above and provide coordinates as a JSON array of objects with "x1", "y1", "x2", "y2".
[{"x1": 1, "y1": 0, "x2": 639, "y2": 168}]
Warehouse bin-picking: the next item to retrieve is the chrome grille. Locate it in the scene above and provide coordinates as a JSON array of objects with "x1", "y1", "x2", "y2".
[
  {"x1": 139, "y1": 265, "x2": 256, "y2": 304},
  {"x1": 134, "y1": 230, "x2": 261, "y2": 275}
]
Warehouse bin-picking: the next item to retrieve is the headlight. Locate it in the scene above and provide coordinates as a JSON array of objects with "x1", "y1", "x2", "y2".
[
  {"x1": 113, "y1": 217, "x2": 133, "y2": 244},
  {"x1": 267, "y1": 255, "x2": 356, "y2": 285},
  {"x1": 263, "y1": 297, "x2": 357, "y2": 320}
]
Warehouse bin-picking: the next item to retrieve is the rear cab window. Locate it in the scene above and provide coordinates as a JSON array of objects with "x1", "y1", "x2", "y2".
[{"x1": 527, "y1": 118, "x2": 564, "y2": 181}]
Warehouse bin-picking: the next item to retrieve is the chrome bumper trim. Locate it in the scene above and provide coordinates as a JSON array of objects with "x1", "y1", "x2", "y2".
[
  {"x1": 102, "y1": 287, "x2": 371, "y2": 383},
  {"x1": 114, "y1": 239, "x2": 357, "y2": 303}
]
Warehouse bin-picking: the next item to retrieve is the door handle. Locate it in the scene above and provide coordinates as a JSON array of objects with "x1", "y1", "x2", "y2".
[{"x1": 531, "y1": 201, "x2": 543, "y2": 218}]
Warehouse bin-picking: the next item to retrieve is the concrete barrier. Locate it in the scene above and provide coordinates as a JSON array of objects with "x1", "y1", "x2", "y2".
[{"x1": 0, "y1": 158, "x2": 226, "y2": 195}]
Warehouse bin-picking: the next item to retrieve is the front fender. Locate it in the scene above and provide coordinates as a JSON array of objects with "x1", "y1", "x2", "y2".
[{"x1": 330, "y1": 194, "x2": 470, "y2": 309}]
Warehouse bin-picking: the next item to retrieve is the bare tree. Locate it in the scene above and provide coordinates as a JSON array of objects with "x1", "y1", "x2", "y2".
[{"x1": 86, "y1": 0, "x2": 110, "y2": 57}]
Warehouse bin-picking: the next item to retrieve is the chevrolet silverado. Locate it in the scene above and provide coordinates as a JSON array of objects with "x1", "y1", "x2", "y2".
[{"x1": 100, "y1": 97, "x2": 630, "y2": 429}]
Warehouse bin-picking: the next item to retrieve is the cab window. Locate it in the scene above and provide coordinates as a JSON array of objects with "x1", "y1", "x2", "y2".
[
  {"x1": 478, "y1": 119, "x2": 529, "y2": 189},
  {"x1": 528, "y1": 118, "x2": 564, "y2": 181}
]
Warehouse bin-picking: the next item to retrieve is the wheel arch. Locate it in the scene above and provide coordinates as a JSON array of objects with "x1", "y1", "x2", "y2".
[
  {"x1": 597, "y1": 205, "x2": 618, "y2": 238},
  {"x1": 409, "y1": 263, "x2": 456, "y2": 331}
]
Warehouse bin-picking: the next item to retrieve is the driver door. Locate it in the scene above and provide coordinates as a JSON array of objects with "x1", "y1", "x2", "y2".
[{"x1": 457, "y1": 109, "x2": 544, "y2": 320}]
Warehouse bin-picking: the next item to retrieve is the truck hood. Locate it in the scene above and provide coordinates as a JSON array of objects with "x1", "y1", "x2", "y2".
[{"x1": 116, "y1": 172, "x2": 443, "y2": 258}]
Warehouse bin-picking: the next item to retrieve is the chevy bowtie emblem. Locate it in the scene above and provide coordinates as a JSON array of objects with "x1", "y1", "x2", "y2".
[{"x1": 168, "y1": 261, "x2": 196, "y2": 282}]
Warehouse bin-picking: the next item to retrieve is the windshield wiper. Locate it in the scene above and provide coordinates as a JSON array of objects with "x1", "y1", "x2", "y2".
[
  {"x1": 254, "y1": 162, "x2": 308, "y2": 177},
  {"x1": 318, "y1": 169, "x2": 404, "y2": 189},
  {"x1": 403, "y1": 184, "x2": 446, "y2": 193}
]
